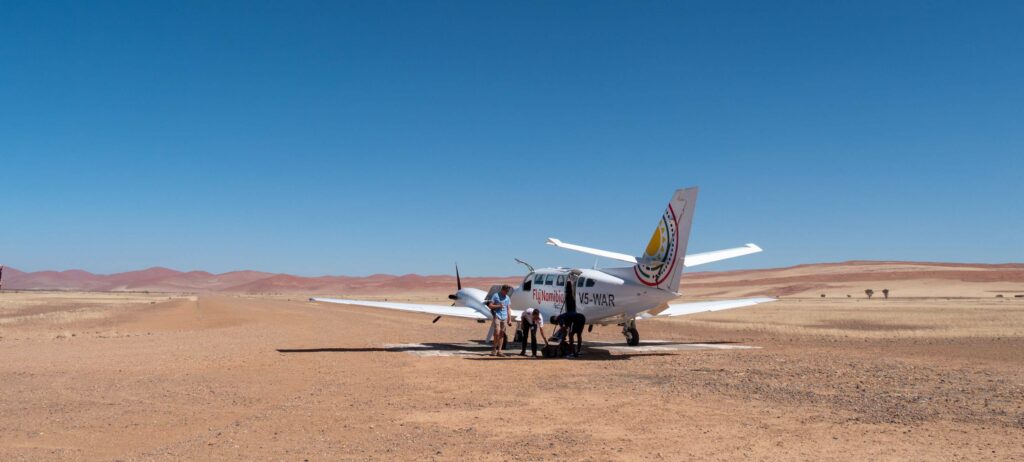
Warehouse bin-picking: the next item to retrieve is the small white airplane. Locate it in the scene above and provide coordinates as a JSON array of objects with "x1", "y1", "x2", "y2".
[{"x1": 312, "y1": 187, "x2": 775, "y2": 346}]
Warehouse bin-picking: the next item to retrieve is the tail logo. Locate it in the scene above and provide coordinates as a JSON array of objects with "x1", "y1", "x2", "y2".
[{"x1": 634, "y1": 201, "x2": 683, "y2": 286}]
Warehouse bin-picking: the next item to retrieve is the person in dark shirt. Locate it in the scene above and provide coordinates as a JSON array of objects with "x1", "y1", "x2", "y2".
[
  {"x1": 560, "y1": 274, "x2": 586, "y2": 357},
  {"x1": 563, "y1": 274, "x2": 577, "y2": 313},
  {"x1": 563, "y1": 311, "x2": 586, "y2": 358}
]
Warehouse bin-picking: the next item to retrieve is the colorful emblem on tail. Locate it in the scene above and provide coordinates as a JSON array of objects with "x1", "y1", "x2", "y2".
[{"x1": 634, "y1": 199, "x2": 684, "y2": 286}]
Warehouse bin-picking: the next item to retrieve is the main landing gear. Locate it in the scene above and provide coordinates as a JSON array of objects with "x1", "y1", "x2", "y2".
[{"x1": 621, "y1": 319, "x2": 640, "y2": 346}]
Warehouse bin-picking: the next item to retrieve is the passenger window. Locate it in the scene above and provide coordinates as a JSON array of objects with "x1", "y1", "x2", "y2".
[
  {"x1": 544, "y1": 274, "x2": 555, "y2": 285},
  {"x1": 578, "y1": 277, "x2": 588, "y2": 287},
  {"x1": 586, "y1": 278, "x2": 595, "y2": 287},
  {"x1": 556, "y1": 275, "x2": 565, "y2": 286},
  {"x1": 534, "y1": 273, "x2": 544, "y2": 284}
]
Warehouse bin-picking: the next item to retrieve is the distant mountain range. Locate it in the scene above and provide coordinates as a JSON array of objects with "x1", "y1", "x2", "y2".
[
  {"x1": 0, "y1": 266, "x2": 519, "y2": 294},
  {"x1": 1, "y1": 261, "x2": 1022, "y2": 297}
]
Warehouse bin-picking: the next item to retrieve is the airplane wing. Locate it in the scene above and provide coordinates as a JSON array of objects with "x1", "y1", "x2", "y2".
[
  {"x1": 310, "y1": 298, "x2": 525, "y2": 321},
  {"x1": 311, "y1": 298, "x2": 487, "y2": 320},
  {"x1": 644, "y1": 297, "x2": 776, "y2": 318},
  {"x1": 546, "y1": 238, "x2": 763, "y2": 268}
]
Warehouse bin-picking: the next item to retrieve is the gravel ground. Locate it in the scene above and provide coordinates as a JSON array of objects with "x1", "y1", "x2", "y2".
[{"x1": 0, "y1": 293, "x2": 1021, "y2": 461}]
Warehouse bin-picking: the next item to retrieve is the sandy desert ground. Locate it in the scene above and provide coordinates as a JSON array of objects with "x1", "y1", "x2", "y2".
[{"x1": 1, "y1": 286, "x2": 1022, "y2": 461}]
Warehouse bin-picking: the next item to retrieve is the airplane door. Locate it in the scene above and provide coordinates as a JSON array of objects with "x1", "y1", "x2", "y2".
[
  {"x1": 563, "y1": 273, "x2": 577, "y2": 312},
  {"x1": 554, "y1": 274, "x2": 566, "y2": 312},
  {"x1": 557, "y1": 270, "x2": 582, "y2": 317}
]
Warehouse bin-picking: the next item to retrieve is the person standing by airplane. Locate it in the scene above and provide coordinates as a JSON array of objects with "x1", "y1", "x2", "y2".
[
  {"x1": 519, "y1": 308, "x2": 548, "y2": 357},
  {"x1": 563, "y1": 310, "x2": 586, "y2": 358},
  {"x1": 488, "y1": 285, "x2": 513, "y2": 356},
  {"x1": 562, "y1": 274, "x2": 586, "y2": 358}
]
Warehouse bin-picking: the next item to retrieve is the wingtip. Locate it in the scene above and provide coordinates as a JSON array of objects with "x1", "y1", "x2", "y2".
[
  {"x1": 546, "y1": 237, "x2": 561, "y2": 246},
  {"x1": 746, "y1": 243, "x2": 763, "y2": 252}
]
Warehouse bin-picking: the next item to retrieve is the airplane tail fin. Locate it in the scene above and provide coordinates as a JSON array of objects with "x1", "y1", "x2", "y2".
[{"x1": 633, "y1": 187, "x2": 698, "y2": 293}]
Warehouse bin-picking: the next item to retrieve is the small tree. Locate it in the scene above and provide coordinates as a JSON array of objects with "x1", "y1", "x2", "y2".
[
  {"x1": 820, "y1": 294, "x2": 826, "y2": 298},
  {"x1": 882, "y1": 289, "x2": 889, "y2": 299},
  {"x1": 865, "y1": 289, "x2": 874, "y2": 299}
]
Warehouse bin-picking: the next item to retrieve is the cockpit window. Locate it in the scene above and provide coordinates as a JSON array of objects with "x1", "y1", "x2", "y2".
[
  {"x1": 522, "y1": 273, "x2": 533, "y2": 291},
  {"x1": 544, "y1": 274, "x2": 555, "y2": 285},
  {"x1": 534, "y1": 273, "x2": 544, "y2": 284}
]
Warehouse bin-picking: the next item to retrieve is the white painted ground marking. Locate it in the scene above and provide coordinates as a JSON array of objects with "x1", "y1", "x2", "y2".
[
  {"x1": 381, "y1": 343, "x2": 490, "y2": 358},
  {"x1": 591, "y1": 341, "x2": 760, "y2": 354}
]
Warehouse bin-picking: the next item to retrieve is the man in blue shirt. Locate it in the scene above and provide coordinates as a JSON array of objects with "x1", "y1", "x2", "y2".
[{"x1": 488, "y1": 285, "x2": 513, "y2": 357}]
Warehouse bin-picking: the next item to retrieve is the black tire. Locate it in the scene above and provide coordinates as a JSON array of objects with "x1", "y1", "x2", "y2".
[{"x1": 626, "y1": 328, "x2": 640, "y2": 346}]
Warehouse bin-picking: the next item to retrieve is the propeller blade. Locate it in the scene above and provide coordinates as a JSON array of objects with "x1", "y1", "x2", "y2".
[{"x1": 455, "y1": 263, "x2": 462, "y2": 290}]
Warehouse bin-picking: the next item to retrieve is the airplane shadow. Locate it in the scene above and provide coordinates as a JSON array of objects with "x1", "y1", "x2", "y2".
[
  {"x1": 461, "y1": 352, "x2": 679, "y2": 362},
  {"x1": 464, "y1": 339, "x2": 743, "y2": 347},
  {"x1": 583, "y1": 340, "x2": 743, "y2": 347},
  {"x1": 276, "y1": 341, "x2": 698, "y2": 361},
  {"x1": 276, "y1": 343, "x2": 488, "y2": 354}
]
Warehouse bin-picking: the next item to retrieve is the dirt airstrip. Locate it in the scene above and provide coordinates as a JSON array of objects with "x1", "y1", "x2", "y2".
[{"x1": 1, "y1": 291, "x2": 1022, "y2": 461}]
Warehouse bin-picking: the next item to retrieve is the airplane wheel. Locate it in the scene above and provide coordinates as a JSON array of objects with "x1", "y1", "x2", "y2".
[{"x1": 626, "y1": 328, "x2": 640, "y2": 346}]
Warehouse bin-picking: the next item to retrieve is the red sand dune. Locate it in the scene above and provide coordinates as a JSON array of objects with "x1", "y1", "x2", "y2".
[{"x1": 2, "y1": 261, "x2": 1022, "y2": 297}]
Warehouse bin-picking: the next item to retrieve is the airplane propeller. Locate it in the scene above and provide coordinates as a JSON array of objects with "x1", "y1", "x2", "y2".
[{"x1": 447, "y1": 263, "x2": 462, "y2": 302}]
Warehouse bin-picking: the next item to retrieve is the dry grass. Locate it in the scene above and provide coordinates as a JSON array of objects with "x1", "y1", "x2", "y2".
[
  {"x1": 0, "y1": 291, "x2": 192, "y2": 326},
  {"x1": 673, "y1": 297, "x2": 1024, "y2": 339}
]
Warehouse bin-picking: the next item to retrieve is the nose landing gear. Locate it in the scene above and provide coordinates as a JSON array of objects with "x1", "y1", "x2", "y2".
[{"x1": 621, "y1": 319, "x2": 640, "y2": 346}]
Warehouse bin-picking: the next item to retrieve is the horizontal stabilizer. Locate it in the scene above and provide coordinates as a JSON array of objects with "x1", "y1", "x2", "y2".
[
  {"x1": 546, "y1": 238, "x2": 763, "y2": 268},
  {"x1": 651, "y1": 297, "x2": 776, "y2": 317},
  {"x1": 683, "y1": 243, "x2": 762, "y2": 267},
  {"x1": 546, "y1": 238, "x2": 637, "y2": 264}
]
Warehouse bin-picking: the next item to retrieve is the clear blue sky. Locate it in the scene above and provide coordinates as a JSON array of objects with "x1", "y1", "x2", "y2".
[{"x1": 2, "y1": 1, "x2": 1021, "y2": 276}]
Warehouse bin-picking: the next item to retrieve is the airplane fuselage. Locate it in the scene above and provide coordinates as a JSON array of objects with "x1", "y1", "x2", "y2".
[{"x1": 507, "y1": 267, "x2": 677, "y2": 326}]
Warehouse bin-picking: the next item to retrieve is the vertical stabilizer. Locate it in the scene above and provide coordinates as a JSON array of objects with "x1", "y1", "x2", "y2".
[{"x1": 633, "y1": 187, "x2": 697, "y2": 293}]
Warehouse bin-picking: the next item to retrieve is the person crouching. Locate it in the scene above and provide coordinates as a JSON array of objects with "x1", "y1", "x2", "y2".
[{"x1": 519, "y1": 308, "x2": 548, "y2": 357}]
